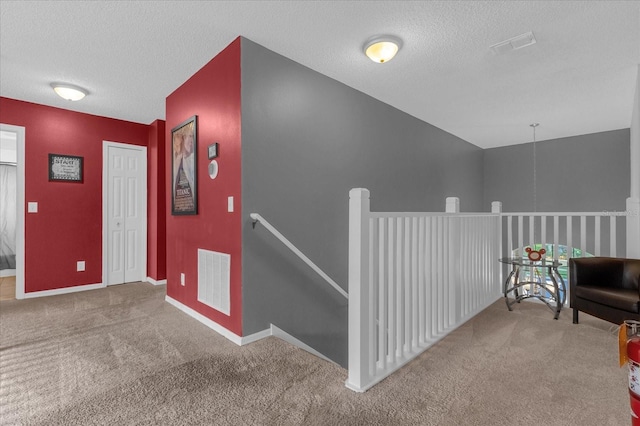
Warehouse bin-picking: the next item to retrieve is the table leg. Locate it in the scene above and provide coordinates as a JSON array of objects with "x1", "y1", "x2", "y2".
[
  {"x1": 504, "y1": 267, "x2": 516, "y2": 311},
  {"x1": 548, "y1": 266, "x2": 561, "y2": 320}
]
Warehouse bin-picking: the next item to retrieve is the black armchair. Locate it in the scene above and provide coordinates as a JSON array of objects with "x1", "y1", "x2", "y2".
[{"x1": 570, "y1": 257, "x2": 640, "y2": 325}]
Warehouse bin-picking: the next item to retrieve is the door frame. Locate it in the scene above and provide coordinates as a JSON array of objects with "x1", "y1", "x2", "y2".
[
  {"x1": 0, "y1": 124, "x2": 25, "y2": 299},
  {"x1": 102, "y1": 141, "x2": 148, "y2": 286}
]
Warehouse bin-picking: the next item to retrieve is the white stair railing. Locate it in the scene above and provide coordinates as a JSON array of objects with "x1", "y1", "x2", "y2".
[
  {"x1": 347, "y1": 192, "x2": 637, "y2": 393},
  {"x1": 498, "y1": 210, "x2": 629, "y2": 260},
  {"x1": 250, "y1": 213, "x2": 348, "y2": 299},
  {"x1": 347, "y1": 189, "x2": 502, "y2": 392}
]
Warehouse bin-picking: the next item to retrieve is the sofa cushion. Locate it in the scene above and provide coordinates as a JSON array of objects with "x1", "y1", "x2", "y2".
[{"x1": 575, "y1": 285, "x2": 640, "y2": 313}]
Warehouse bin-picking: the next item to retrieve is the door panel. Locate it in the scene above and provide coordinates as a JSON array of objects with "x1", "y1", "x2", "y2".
[{"x1": 107, "y1": 145, "x2": 145, "y2": 285}]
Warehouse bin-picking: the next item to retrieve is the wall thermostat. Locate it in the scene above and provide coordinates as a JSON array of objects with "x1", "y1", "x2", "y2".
[
  {"x1": 208, "y1": 160, "x2": 219, "y2": 179},
  {"x1": 207, "y1": 143, "x2": 219, "y2": 160}
]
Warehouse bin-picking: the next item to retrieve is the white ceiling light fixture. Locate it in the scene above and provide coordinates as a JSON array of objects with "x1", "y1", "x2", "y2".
[
  {"x1": 51, "y1": 83, "x2": 88, "y2": 101},
  {"x1": 364, "y1": 35, "x2": 402, "y2": 63}
]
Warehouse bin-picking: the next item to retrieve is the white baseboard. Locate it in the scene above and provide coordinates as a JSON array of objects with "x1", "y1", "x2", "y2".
[
  {"x1": 163, "y1": 296, "x2": 336, "y2": 364},
  {"x1": 240, "y1": 328, "x2": 271, "y2": 345},
  {"x1": 165, "y1": 295, "x2": 267, "y2": 346},
  {"x1": 0, "y1": 269, "x2": 16, "y2": 278},
  {"x1": 270, "y1": 324, "x2": 336, "y2": 365},
  {"x1": 146, "y1": 277, "x2": 167, "y2": 286},
  {"x1": 24, "y1": 282, "x2": 105, "y2": 299}
]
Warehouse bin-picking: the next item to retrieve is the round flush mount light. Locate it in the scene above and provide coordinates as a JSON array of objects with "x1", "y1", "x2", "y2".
[
  {"x1": 364, "y1": 35, "x2": 402, "y2": 63},
  {"x1": 51, "y1": 83, "x2": 88, "y2": 101}
]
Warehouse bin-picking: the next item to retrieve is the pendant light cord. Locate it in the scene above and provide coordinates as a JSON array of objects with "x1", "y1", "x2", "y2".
[
  {"x1": 531, "y1": 123, "x2": 538, "y2": 213},
  {"x1": 531, "y1": 123, "x2": 539, "y2": 250}
]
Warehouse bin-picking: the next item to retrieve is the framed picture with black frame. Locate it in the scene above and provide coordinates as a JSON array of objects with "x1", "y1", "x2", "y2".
[
  {"x1": 171, "y1": 115, "x2": 197, "y2": 215},
  {"x1": 48, "y1": 154, "x2": 83, "y2": 183}
]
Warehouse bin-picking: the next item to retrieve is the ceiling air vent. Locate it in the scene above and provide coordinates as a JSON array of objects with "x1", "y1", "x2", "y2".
[{"x1": 490, "y1": 31, "x2": 536, "y2": 54}]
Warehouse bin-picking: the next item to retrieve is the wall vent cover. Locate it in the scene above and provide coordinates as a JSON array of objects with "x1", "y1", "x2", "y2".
[{"x1": 197, "y1": 249, "x2": 230, "y2": 315}]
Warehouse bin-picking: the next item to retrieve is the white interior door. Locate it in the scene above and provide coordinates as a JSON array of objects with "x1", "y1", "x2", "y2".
[
  {"x1": 0, "y1": 124, "x2": 24, "y2": 298},
  {"x1": 104, "y1": 142, "x2": 147, "y2": 285}
]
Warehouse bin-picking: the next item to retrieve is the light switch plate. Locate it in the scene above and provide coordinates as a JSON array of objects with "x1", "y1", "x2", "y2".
[
  {"x1": 180, "y1": 273, "x2": 185, "y2": 286},
  {"x1": 227, "y1": 196, "x2": 234, "y2": 212},
  {"x1": 28, "y1": 202, "x2": 38, "y2": 213}
]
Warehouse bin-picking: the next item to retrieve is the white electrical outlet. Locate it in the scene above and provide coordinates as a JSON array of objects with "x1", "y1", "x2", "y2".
[
  {"x1": 77, "y1": 261, "x2": 85, "y2": 272},
  {"x1": 180, "y1": 273, "x2": 185, "y2": 286}
]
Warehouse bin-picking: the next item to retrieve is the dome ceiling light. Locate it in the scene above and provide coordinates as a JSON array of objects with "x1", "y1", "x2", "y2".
[
  {"x1": 364, "y1": 36, "x2": 402, "y2": 64},
  {"x1": 51, "y1": 83, "x2": 88, "y2": 101}
]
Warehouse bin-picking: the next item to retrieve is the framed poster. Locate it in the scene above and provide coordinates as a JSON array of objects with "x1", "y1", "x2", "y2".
[
  {"x1": 171, "y1": 115, "x2": 198, "y2": 215},
  {"x1": 49, "y1": 154, "x2": 83, "y2": 182}
]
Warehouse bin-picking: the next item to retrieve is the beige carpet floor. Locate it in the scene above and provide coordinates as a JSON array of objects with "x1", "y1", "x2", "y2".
[{"x1": 0, "y1": 282, "x2": 630, "y2": 425}]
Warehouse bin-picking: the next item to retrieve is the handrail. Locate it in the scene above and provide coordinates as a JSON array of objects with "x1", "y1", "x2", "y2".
[{"x1": 250, "y1": 213, "x2": 348, "y2": 299}]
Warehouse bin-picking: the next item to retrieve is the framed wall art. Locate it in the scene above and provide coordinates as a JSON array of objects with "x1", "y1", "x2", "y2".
[
  {"x1": 48, "y1": 154, "x2": 83, "y2": 182},
  {"x1": 171, "y1": 115, "x2": 198, "y2": 215}
]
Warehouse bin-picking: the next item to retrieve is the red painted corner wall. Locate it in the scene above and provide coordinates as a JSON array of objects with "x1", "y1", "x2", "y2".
[
  {"x1": 0, "y1": 97, "x2": 149, "y2": 292},
  {"x1": 147, "y1": 119, "x2": 167, "y2": 281},
  {"x1": 165, "y1": 38, "x2": 242, "y2": 336}
]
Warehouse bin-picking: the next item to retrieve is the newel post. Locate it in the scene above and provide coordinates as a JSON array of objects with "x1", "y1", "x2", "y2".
[
  {"x1": 446, "y1": 197, "x2": 460, "y2": 213},
  {"x1": 627, "y1": 197, "x2": 640, "y2": 259},
  {"x1": 491, "y1": 201, "x2": 503, "y2": 213},
  {"x1": 346, "y1": 188, "x2": 371, "y2": 392}
]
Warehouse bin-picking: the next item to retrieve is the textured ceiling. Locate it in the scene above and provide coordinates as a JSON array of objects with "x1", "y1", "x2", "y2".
[{"x1": 1, "y1": 1, "x2": 638, "y2": 148}]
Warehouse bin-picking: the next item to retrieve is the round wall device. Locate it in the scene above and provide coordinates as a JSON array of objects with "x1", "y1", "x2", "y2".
[{"x1": 208, "y1": 160, "x2": 218, "y2": 179}]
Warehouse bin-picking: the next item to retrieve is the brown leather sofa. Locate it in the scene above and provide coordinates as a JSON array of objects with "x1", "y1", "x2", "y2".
[{"x1": 570, "y1": 257, "x2": 640, "y2": 325}]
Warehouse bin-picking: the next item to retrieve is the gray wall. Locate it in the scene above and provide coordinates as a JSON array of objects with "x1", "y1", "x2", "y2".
[
  {"x1": 483, "y1": 129, "x2": 630, "y2": 212},
  {"x1": 484, "y1": 129, "x2": 630, "y2": 257},
  {"x1": 240, "y1": 38, "x2": 484, "y2": 367}
]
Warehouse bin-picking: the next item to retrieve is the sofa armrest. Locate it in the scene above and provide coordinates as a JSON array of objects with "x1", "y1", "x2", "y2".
[
  {"x1": 569, "y1": 257, "x2": 625, "y2": 291},
  {"x1": 623, "y1": 260, "x2": 640, "y2": 295}
]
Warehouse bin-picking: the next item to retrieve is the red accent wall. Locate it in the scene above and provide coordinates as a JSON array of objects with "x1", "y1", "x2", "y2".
[
  {"x1": 0, "y1": 97, "x2": 150, "y2": 293},
  {"x1": 165, "y1": 38, "x2": 242, "y2": 336},
  {"x1": 147, "y1": 119, "x2": 167, "y2": 281}
]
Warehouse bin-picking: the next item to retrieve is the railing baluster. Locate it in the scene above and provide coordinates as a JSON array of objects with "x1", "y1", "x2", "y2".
[
  {"x1": 611, "y1": 215, "x2": 617, "y2": 257},
  {"x1": 395, "y1": 218, "x2": 403, "y2": 359},
  {"x1": 518, "y1": 216, "x2": 524, "y2": 257},
  {"x1": 567, "y1": 216, "x2": 573, "y2": 256},
  {"x1": 369, "y1": 218, "x2": 377, "y2": 376},
  {"x1": 411, "y1": 217, "x2": 419, "y2": 351},
  {"x1": 553, "y1": 216, "x2": 559, "y2": 261},
  {"x1": 388, "y1": 217, "x2": 396, "y2": 366},
  {"x1": 580, "y1": 215, "x2": 587, "y2": 255},
  {"x1": 418, "y1": 217, "x2": 425, "y2": 345},
  {"x1": 433, "y1": 217, "x2": 440, "y2": 336},
  {"x1": 403, "y1": 217, "x2": 410, "y2": 355},
  {"x1": 507, "y1": 215, "x2": 513, "y2": 256},
  {"x1": 378, "y1": 218, "x2": 386, "y2": 372},
  {"x1": 595, "y1": 216, "x2": 601, "y2": 256},
  {"x1": 462, "y1": 218, "x2": 468, "y2": 318},
  {"x1": 529, "y1": 215, "x2": 535, "y2": 248},
  {"x1": 425, "y1": 216, "x2": 432, "y2": 342}
]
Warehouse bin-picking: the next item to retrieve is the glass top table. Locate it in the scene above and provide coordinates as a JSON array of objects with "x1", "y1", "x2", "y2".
[{"x1": 498, "y1": 257, "x2": 566, "y2": 319}]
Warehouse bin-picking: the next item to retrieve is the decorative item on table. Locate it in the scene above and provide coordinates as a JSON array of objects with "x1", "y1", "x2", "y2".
[{"x1": 525, "y1": 247, "x2": 546, "y2": 262}]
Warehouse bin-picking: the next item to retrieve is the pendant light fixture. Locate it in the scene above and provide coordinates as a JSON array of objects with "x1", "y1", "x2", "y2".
[
  {"x1": 364, "y1": 35, "x2": 402, "y2": 63},
  {"x1": 51, "y1": 83, "x2": 88, "y2": 101}
]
